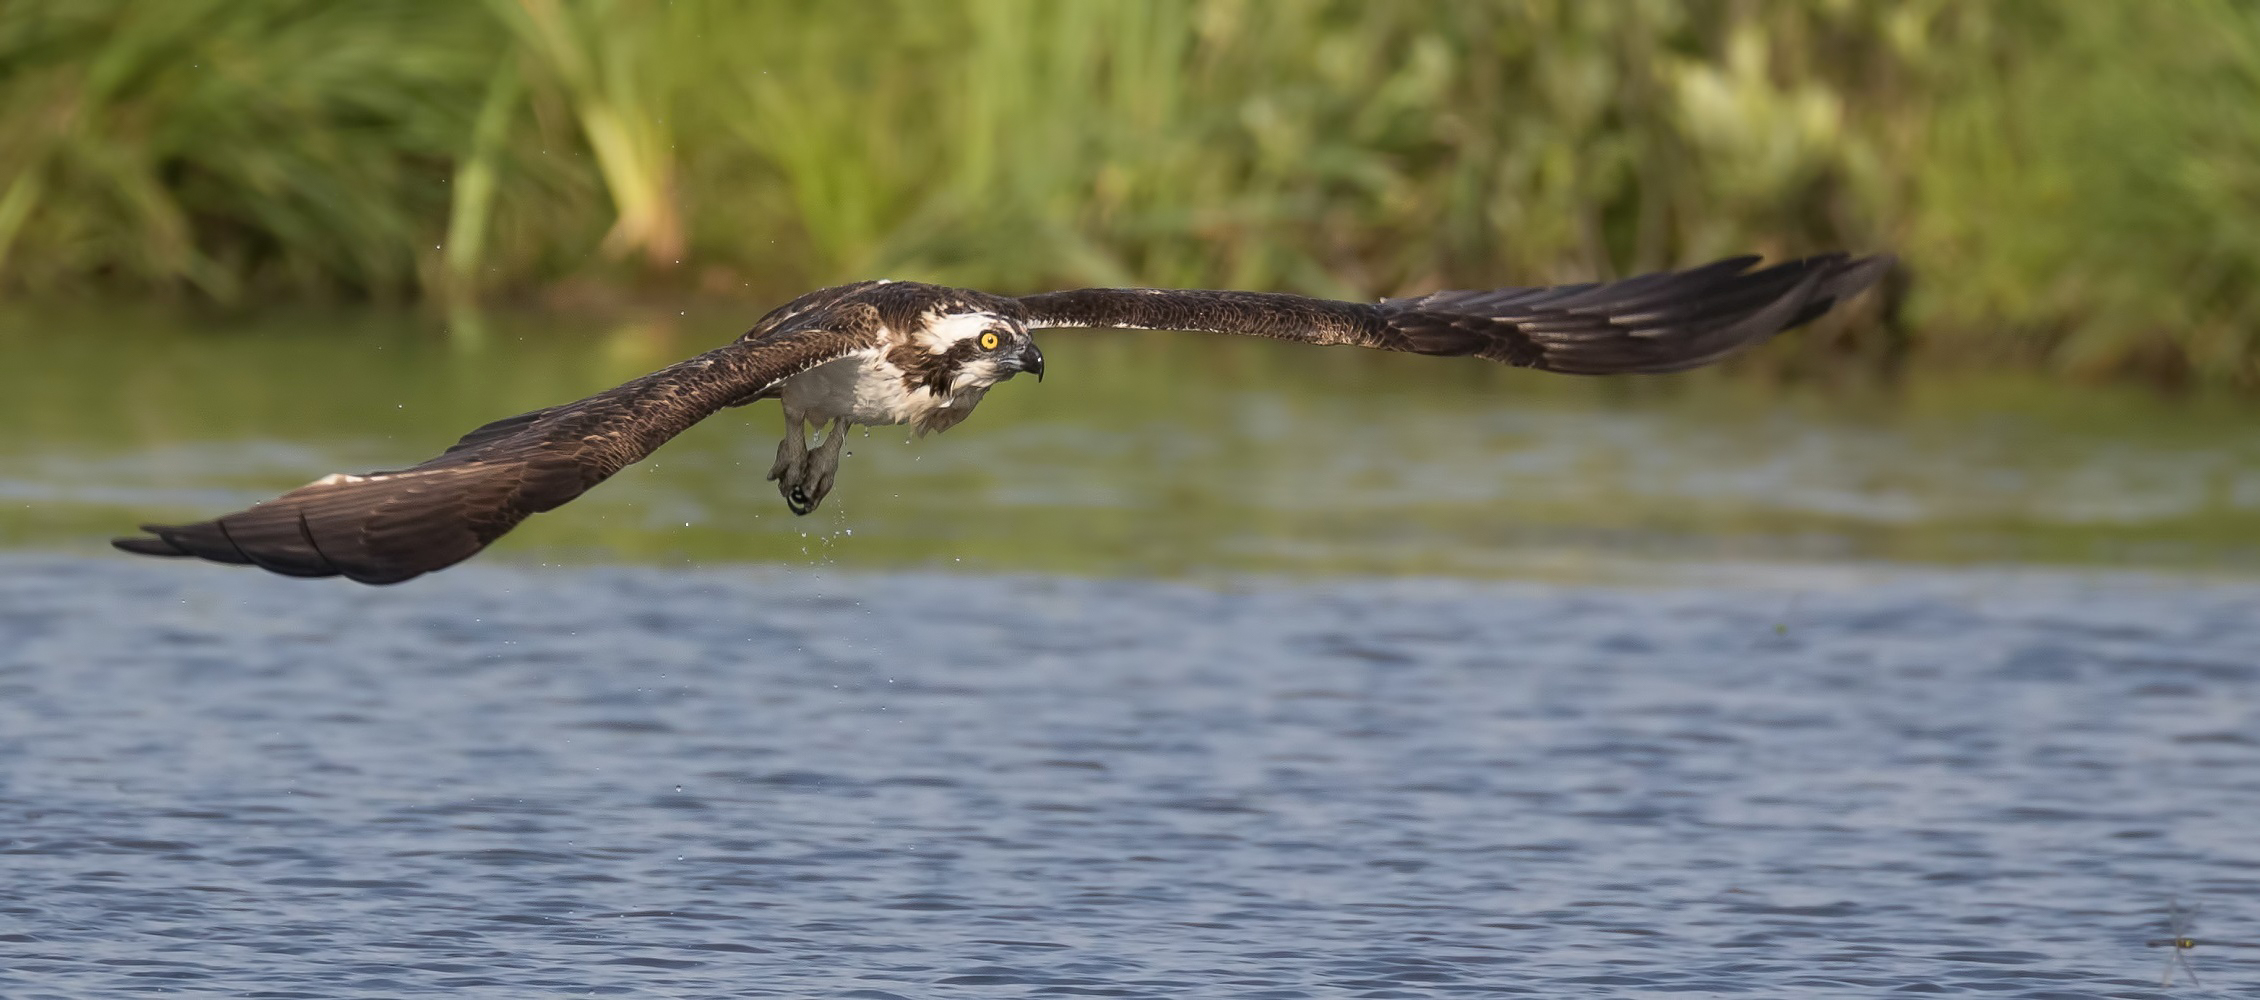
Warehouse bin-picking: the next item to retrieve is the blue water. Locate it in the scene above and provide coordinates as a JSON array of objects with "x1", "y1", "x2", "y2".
[{"x1": 4, "y1": 556, "x2": 2258, "y2": 997}]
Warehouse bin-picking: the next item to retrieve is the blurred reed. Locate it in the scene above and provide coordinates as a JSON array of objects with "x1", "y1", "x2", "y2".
[{"x1": 0, "y1": 1, "x2": 2255, "y2": 383}]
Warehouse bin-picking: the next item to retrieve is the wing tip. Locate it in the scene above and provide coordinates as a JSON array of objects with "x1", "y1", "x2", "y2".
[
  {"x1": 1829, "y1": 252, "x2": 1896, "y2": 297},
  {"x1": 112, "y1": 530, "x2": 190, "y2": 558},
  {"x1": 1425, "y1": 249, "x2": 1899, "y2": 375}
]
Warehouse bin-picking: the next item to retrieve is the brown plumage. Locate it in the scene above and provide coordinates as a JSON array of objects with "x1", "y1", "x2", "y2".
[
  {"x1": 115, "y1": 253, "x2": 1892, "y2": 584},
  {"x1": 1018, "y1": 253, "x2": 1890, "y2": 374}
]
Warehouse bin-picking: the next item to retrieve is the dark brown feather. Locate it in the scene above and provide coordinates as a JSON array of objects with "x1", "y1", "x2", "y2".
[
  {"x1": 113, "y1": 313, "x2": 884, "y2": 584},
  {"x1": 892, "y1": 336, "x2": 990, "y2": 397},
  {"x1": 1015, "y1": 253, "x2": 1892, "y2": 375}
]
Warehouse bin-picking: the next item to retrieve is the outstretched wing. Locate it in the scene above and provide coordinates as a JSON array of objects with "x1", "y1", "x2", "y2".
[
  {"x1": 1015, "y1": 253, "x2": 1891, "y2": 375},
  {"x1": 112, "y1": 307, "x2": 883, "y2": 584}
]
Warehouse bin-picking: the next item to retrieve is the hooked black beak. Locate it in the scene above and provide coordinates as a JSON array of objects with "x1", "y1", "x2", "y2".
[{"x1": 1019, "y1": 343, "x2": 1045, "y2": 382}]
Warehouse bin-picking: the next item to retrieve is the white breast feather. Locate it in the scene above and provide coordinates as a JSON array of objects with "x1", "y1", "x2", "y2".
[{"x1": 777, "y1": 347, "x2": 948, "y2": 428}]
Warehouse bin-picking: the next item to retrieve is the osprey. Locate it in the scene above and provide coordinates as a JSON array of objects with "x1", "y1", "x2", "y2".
[{"x1": 114, "y1": 253, "x2": 1891, "y2": 584}]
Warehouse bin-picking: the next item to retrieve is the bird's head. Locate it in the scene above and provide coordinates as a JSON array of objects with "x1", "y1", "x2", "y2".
[{"x1": 919, "y1": 309, "x2": 1045, "y2": 393}]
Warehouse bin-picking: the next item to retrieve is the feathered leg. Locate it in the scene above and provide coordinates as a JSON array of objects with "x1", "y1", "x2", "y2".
[
  {"x1": 767, "y1": 414, "x2": 815, "y2": 514},
  {"x1": 766, "y1": 416, "x2": 849, "y2": 515},
  {"x1": 802, "y1": 419, "x2": 850, "y2": 512}
]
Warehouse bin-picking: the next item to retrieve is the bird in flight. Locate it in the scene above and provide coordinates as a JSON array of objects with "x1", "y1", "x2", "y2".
[{"x1": 114, "y1": 253, "x2": 1891, "y2": 584}]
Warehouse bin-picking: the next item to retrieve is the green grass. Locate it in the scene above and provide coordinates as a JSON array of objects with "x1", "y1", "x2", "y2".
[{"x1": 2, "y1": 1, "x2": 2258, "y2": 384}]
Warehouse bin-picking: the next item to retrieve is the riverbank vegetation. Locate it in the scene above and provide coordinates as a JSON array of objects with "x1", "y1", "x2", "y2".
[{"x1": 2, "y1": 1, "x2": 2256, "y2": 384}]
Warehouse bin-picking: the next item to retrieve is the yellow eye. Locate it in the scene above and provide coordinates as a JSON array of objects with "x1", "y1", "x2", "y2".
[{"x1": 979, "y1": 331, "x2": 1000, "y2": 350}]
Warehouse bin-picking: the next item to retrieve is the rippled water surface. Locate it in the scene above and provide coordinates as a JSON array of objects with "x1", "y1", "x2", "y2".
[
  {"x1": 5, "y1": 558, "x2": 2259, "y2": 997},
  {"x1": 6, "y1": 305, "x2": 2260, "y2": 996}
]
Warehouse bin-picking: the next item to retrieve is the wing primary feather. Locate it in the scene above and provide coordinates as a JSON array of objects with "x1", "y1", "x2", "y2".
[
  {"x1": 112, "y1": 530, "x2": 190, "y2": 558},
  {"x1": 1016, "y1": 253, "x2": 1887, "y2": 377},
  {"x1": 294, "y1": 508, "x2": 345, "y2": 578},
  {"x1": 1387, "y1": 253, "x2": 1883, "y2": 375}
]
